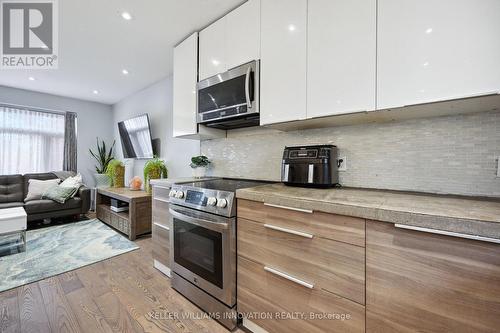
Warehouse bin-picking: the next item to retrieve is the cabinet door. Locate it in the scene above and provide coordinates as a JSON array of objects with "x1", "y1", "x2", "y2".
[
  {"x1": 199, "y1": 17, "x2": 227, "y2": 81},
  {"x1": 377, "y1": 0, "x2": 500, "y2": 110},
  {"x1": 260, "y1": 0, "x2": 307, "y2": 125},
  {"x1": 366, "y1": 221, "x2": 500, "y2": 332},
  {"x1": 173, "y1": 33, "x2": 198, "y2": 137},
  {"x1": 307, "y1": 0, "x2": 376, "y2": 118},
  {"x1": 225, "y1": 0, "x2": 261, "y2": 70}
]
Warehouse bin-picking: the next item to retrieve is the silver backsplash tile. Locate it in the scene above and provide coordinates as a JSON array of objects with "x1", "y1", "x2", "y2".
[{"x1": 201, "y1": 111, "x2": 500, "y2": 197}]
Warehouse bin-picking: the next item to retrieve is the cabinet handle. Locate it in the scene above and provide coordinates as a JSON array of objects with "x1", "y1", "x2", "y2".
[
  {"x1": 264, "y1": 266, "x2": 314, "y2": 289},
  {"x1": 154, "y1": 197, "x2": 170, "y2": 203},
  {"x1": 264, "y1": 224, "x2": 313, "y2": 239},
  {"x1": 264, "y1": 203, "x2": 313, "y2": 214},
  {"x1": 154, "y1": 222, "x2": 170, "y2": 231},
  {"x1": 245, "y1": 66, "x2": 252, "y2": 108},
  {"x1": 394, "y1": 224, "x2": 500, "y2": 244}
]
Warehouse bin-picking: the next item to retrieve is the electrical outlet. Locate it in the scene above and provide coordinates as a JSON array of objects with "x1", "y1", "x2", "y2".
[{"x1": 338, "y1": 156, "x2": 347, "y2": 171}]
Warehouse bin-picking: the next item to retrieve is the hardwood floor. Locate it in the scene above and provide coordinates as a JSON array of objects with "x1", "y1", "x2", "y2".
[{"x1": 0, "y1": 236, "x2": 243, "y2": 333}]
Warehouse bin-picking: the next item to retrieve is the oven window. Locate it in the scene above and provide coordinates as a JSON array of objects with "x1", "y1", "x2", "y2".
[
  {"x1": 173, "y1": 218, "x2": 223, "y2": 288},
  {"x1": 198, "y1": 73, "x2": 253, "y2": 113}
]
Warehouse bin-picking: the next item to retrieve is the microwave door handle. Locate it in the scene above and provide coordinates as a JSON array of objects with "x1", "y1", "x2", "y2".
[
  {"x1": 245, "y1": 66, "x2": 252, "y2": 108},
  {"x1": 169, "y1": 207, "x2": 229, "y2": 232}
]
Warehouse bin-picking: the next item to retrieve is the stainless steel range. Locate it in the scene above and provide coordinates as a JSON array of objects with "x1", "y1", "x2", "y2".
[{"x1": 168, "y1": 178, "x2": 267, "y2": 330}]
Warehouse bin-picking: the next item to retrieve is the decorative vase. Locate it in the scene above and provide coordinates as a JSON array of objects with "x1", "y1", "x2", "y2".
[
  {"x1": 94, "y1": 173, "x2": 111, "y2": 188},
  {"x1": 145, "y1": 168, "x2": 162, "y2": 194},
  {"x1": 112, "y1": 165, "x2": 125, "y2": 188},
  {"x1": 192, "y1": 166, "x2": 207, "y2": 178}
]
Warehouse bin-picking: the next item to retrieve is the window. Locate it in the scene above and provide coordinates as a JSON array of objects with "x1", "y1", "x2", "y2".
[{"x1": 0, "y1": 106, "x2": 65, "y2": 175}]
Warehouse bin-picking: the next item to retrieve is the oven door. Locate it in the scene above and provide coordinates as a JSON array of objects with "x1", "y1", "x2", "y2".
[
  {"x1": 169, "y1": 204, "x2": 236, "y2": 307},
  {"x1": 197, "y1": 60, "x2": 259, "y2": 124}
]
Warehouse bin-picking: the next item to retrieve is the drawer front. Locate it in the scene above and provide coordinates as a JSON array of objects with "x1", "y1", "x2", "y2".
[
  {"x1": 238, "y1": 199, "x2": 365, "y2": 247},
  {"x1": 238, "y1": 256, "x2": 365, "y2": 333},
  {"x1": 238, "y1": 218, "x2": 365, "y2": 304},
  {"x1": 152, "y1": 198, "x2": 169, "y2": 228},
  {"x1": 152, "y1": 185, "x2": 171, "y2": 203},
  {"x1": 152, "y1": 222, "x2": 170, "y2": 268}
]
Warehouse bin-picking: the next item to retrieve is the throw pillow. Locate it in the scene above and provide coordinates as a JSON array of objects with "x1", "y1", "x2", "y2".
[
  {"x1": 25, "y1": 178, "x2": 61, "y2": 202},
  {"x1": 42, "y1": 185, "x2": 78, "y2": 204},
  {"x1": 60, "y1": 173, "x2": 83, "y2": 188}
]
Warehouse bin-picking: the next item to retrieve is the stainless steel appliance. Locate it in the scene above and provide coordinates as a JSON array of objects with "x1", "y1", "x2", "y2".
[
  {"x1": 168, "y1": 178, "x2": 267, "y2": 330},
  {"x1": 197, "y1": 61, "x2": 260, "y2": 130},
  {"x1": 281, "y1": 145, "x2": 339, "y2": 188}
]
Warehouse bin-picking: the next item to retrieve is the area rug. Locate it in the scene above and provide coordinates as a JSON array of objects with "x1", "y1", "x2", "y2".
[{"x1": 0, "y1": 219, "x2": 139, "y2": 293}]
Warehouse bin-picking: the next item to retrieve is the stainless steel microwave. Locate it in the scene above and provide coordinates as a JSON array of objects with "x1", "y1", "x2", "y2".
[{"x1": 197, "y1": 60, "x2": 259, "y2": 130}]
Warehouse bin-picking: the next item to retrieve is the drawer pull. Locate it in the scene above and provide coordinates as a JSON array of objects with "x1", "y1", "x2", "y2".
[
  {"x1": 394, "y1": 224, "x2": 500, "y2": 244},
  {"x1": 264, "y1": 224, "x2": 313, "y2": 239},
  {"x1": 153, "y1": 222, "x2": 170, "y2": 231},
  {"x1": 264, "y1": 266, "x2": 314, "y2": 289},
  {"x1": 154, "y1": 197, "x2": 170, "y2": 203},
  {"x1": 263, "y1": 203, "x2": 313, "y2": 214}
]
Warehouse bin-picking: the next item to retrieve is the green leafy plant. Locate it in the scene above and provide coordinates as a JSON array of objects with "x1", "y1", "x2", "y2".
[
  {"x1": 190, "y1": 155, "x2": 211, "y2": 169},
  {"x1": 143, "y1": 157, "x2": 168, "y2": 193},
  {"x1": 89, "y1": 138, "x2": 115, "y2": 174},
  {"x1": 105, "y1": 159, "x2": 125, "y2": 187}
]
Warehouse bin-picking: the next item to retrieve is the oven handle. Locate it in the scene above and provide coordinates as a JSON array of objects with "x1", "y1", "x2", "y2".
[
  {"x1": 169, "y1": 207, "x2": 229, "y2": 232},
  {"x1": 245, "y1": 66, "x2": 252, "y2": 109}
]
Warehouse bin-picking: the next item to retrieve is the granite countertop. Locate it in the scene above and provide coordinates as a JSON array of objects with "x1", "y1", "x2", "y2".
[{"x1": 236, "y1": 183, "x2": 500, "y2": 240}]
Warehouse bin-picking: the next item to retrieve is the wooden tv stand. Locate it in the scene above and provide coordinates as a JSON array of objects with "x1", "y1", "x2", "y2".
[{"x1": 96, "y1": 187, "x2": 152, "y2": 240}]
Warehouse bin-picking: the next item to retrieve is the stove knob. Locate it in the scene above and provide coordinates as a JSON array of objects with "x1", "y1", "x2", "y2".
[
  {"x1": 217, "y1": 198, "x2": 228, "y2": 208},
  {"x1": 207, "y1": 197, "x2": 217, "y2": 206},
  {"x1": 169, "y1": 190, "x2": 177, "y2": 198},
  {"x1": 175, "y1": 191, "x2": 185, "y2": 199}
]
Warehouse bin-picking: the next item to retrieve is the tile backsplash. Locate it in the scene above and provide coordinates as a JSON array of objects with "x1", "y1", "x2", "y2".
[{"x1": 201, "y1": 111, "x2": 500, "y2": 197}]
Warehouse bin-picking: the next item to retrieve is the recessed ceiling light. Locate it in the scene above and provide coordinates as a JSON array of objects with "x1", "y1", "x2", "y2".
[
  {"x1": 122, "y1": 69, "x2": 129, "y2": 75},
  {"x1": 121, "y1": 12, "x2": 132, "y2": 20},
  {"x1": 92, "y1": 90, "x2": 99, "y2": 95},
  {"x1": 425, "y1": 28, "x2": 433, "y2": 34},
  {"x1": 422, "y1": 61, "x2": 429, "y2": 67},
  {"x1": 288, "y1": 24, "x2": 296, "y2": 31},
  {"x1": 28, "y1": 76, "x2": 35, "y2": 81},
  {"x1": 211, "y1": 59, "x2": 220, "y2": 66}
]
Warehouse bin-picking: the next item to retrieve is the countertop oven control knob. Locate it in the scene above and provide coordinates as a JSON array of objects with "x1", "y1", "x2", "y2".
[
  {"x1": 217, "y1": 198, "x2": 228, "y2": 208},
  {"x1": 169, "y1": 190, "x2": 177, "y2": 198},
  {"x1": 207, "y1": 197, "x2": 217, "y2": 206},
  {"x1": 175, "y1": 191, "x2": 185, "y2": 199}
]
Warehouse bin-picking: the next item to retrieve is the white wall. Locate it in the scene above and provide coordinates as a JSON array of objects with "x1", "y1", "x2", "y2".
[
  {"x1": 0, "y1": 85, "x2": 114, "y2": 186},
  {"x1": 112, "y1": 76, "x2": 199, "y2": 182}
]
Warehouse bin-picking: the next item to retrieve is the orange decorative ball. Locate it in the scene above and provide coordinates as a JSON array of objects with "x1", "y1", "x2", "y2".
[{"x1": 129, "y1": 176, "x2": 142, "y2": 190}]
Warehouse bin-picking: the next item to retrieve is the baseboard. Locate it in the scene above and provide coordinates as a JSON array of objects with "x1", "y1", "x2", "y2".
[
  {"x1": 153, "y1": 259, "x2": 171, "y2": 277},
  {"x1": 242, "y1": 318, "x2": 270, "y2": 333}
]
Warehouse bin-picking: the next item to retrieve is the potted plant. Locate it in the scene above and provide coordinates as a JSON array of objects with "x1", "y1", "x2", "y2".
[
  {"x1": 143, "y1": 157, "x2": 168, "y2": 193},
  {"x1": 89, "y1": 138, "x2": 115, "y2": 188},
  {"x1": 190, "y1": 155, "x2": 211, "y2": 178},
  {"x1": 105, "y1": 159, "x2": 125, "y2": 188}
]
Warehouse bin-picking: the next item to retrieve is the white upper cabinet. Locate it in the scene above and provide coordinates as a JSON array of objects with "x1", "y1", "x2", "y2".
[
  {"x1": 226, "y1": 0, "x2": 261, "y2": 70},
  {"x1": 199, "y1": 17, "x2": 227, "y2": 81},
  {"x1": 173, "y1": 33, "x2": 198, "y2": 137},
  {"x1": 307, "y1": 0, "x2": 376, "y2": 118},
  {"x1": 377, "y1": 0, "x2": 500, "y2": 110},
  {"x1": 260, "y1": 0, "x2": 307, "y2": 125}
]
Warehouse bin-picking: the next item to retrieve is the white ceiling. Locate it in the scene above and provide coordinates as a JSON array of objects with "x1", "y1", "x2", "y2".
[{"x1": 0, "y1": 0, "x2": 244, "y2": 104}]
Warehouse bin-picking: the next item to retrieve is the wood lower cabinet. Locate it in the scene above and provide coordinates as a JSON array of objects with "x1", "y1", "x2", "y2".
[
  {"x1": 366, "y1": 221, "x2": 500, "y2": 333},
  {"x1": 237, "y1": 199, "x2": 366, "y2": 332}
]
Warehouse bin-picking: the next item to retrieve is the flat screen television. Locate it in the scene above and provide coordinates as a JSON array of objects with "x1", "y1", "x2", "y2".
[{"x1": 118, "y1": 114, "x2": 154, "y2": 159}]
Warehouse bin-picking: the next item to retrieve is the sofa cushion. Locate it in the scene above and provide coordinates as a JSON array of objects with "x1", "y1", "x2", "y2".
[
  {"x1": 23, "y1": 173, "x2": 58, "y2": 198},
  {"x1": 25, "y1": 179, "x2": 61, "y2": 202},
  {"x1": 0, "y1": 174, "x2": 24, "y2": 203},
  {"x1": 24, "y1": 197, "x2": 82, "y2": 214},
  {"x1": 0, "y1": 202, "x2": 24, "y2": 209}
]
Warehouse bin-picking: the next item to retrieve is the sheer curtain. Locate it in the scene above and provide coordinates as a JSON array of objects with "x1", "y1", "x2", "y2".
[{"x1": 0, "y1": 106, "x2": 65, "y2": 175}]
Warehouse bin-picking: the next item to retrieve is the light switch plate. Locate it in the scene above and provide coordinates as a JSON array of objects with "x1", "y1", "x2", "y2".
[
  {"x1": 338, "y1": 156, "x2": 347, "y2": 171},
  {"x1": 497, "y1": 157, "x2": 500, "y2": 177}
]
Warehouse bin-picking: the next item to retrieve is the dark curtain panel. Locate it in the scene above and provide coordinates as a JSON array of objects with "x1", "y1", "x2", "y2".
[{"x1": 63, "y1": 112, "x2": 78, "y2": 172}]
